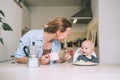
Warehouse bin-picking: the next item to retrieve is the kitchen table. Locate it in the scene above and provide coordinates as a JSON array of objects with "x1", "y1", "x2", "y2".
[{"x1": 0, "y1": 62, "x2": 120, "y2": 80}]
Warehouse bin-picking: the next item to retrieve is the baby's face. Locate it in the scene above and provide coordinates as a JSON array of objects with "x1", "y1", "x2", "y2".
[{"x1": 81, "y1": 42, "x2": 93, "y2": 56}]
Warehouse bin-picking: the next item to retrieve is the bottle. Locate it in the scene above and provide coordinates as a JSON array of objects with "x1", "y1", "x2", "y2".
[{"x1": 28, "y1": 42, "x2": 39, "y2": 68}]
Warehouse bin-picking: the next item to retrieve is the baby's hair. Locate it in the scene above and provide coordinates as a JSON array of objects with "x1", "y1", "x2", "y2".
[{"x1": 82, "y1": 40, "x2": 95, "y2": 48}]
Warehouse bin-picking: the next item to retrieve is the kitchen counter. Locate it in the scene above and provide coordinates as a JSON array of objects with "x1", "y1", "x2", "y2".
[{"x1": 0, "y1": 62, "x2": 120, "y2": 80}]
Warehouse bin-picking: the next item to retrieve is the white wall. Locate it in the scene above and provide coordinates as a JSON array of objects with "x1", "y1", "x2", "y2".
[
  {"x1": 99, "y1": 0, "x2": 120, "y2": 63},
  {"x1": 0, "y1": 0, "x2": 22, "y2": 61},
  {"x1": 29, "y1": 6, "x2": 87, "y2": 32},
  {"x1": 87, "y1": 0, "x2": 99, "y2": 59},
  {"x1": 21, "y1": 3, "x2": 31, "y2": 29},
  {"x1": 88, "y1": 0, "x2": 98, "y2": 29},
  {"x1": 91, "y1": 0, "x2": 98, "y2": 22}
]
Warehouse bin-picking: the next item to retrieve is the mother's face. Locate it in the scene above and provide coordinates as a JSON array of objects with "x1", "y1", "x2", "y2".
[{"x1": 56, "y1": 28, "x2": 71, "y2": 42}]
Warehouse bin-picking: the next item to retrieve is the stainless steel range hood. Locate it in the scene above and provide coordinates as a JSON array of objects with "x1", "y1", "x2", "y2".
[{"x1": 70, "y1": 0, "x2": 92, "y2": 24}]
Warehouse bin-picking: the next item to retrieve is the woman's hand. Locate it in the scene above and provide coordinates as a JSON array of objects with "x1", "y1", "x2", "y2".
[
  {"x1": 39, "y1": 54, "x2": 50, "y2": 65},
  {"x1": 56, "y1": 49, "x2": 74, "y2": 63},
  {"x1": 64, "y1": 49, "x2": 74, "y2": 60},
  {"x1": 67, "y1": 49, "x2": 74, "y2": 56},
  {"x1": 63, "y1": 53, "x2": 72, "y2": 61}
]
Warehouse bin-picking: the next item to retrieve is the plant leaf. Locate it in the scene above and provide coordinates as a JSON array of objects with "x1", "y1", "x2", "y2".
[
  {"x1": 0, "y1": 19, "x2": 2, "y2": 22},
  {"x1": 0, "y1": 38, "x2": 4, "y2": 45},
  {"x1": 2, "y1": 23, "x2": 13, "y2": 31},
  {"x1": 0, "y1": 10, "x2": 5, "y2": 17}
]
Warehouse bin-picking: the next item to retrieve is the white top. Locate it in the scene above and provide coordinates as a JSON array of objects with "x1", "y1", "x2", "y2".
[{"x1": 0, "y1": 62, "x2": 120, "y2": 80}]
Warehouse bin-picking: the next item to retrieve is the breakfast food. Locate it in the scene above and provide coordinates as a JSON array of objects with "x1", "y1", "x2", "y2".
[{"x1": 72, "y1": 60, "x2": 98, "y2": 66}]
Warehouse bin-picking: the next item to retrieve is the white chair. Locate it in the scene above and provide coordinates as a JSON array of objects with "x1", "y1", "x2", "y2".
[{"x1": 72, "y1": 48, "x2": 97, "y2": 62}]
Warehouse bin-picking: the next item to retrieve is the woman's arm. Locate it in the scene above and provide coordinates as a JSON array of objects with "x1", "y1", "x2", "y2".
[
  {"x1": 55, "y1": 51, "x2": 73, "y2": 63},
  {"x1": 15, "y1": 57, "x2": 28, "y2": 64},
  {"x1": 15, "y1": 54, "x2": 50, "y2": 65}
]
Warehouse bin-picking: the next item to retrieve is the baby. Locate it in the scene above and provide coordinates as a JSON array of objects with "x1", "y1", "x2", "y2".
[{"x1": 77, "y1": 40, "x2": 98, "y2": 63}]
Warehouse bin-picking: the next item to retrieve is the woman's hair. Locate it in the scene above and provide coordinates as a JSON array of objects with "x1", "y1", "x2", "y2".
[{"x1": 44, "y1": 17, "x2": 72, "y2": 33}]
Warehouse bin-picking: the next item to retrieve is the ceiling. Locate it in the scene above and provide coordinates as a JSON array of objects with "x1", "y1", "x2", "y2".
[{"x1": 24, "y1": 0, "x2": 81, "y2": 7}]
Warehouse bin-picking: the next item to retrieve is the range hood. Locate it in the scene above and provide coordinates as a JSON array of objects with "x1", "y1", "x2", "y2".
[{"x1": 71, "y1": 0, "x2": 92, "y2": 24}]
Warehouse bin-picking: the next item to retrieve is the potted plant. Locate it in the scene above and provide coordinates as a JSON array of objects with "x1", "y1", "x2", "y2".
[{"x1": 0, "y1": 10, "x2": 13, "y2": 44}]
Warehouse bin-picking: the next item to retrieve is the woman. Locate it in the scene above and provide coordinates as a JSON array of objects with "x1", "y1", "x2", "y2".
[{"x1": 15, "y1": 16, "x2": 72, "y2": 65}]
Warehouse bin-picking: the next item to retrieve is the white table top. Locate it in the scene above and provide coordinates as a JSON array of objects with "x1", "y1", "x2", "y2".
[{"x1": 0, "y1": 62, "x2": 120, "y2": 80}]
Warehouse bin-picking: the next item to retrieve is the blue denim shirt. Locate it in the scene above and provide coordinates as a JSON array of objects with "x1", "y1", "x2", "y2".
[{"x1": 15, "y1": 29, "x2": 61, "y2": 58}]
